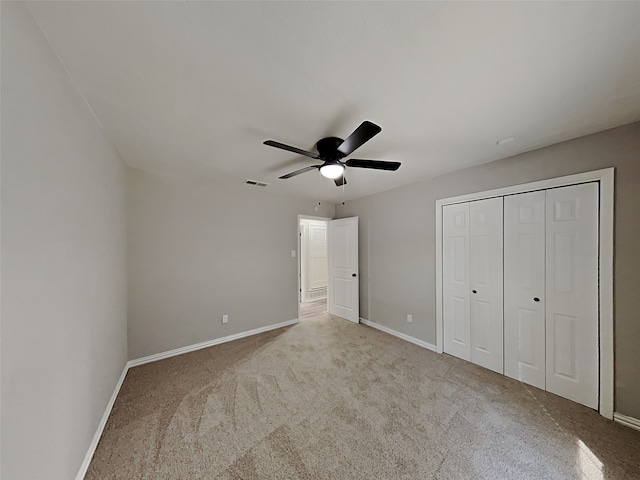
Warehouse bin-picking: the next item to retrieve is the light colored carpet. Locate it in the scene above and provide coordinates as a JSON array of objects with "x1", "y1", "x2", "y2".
[{"x1": 87, "y1": 314, "x2": 640, "y2": 479}]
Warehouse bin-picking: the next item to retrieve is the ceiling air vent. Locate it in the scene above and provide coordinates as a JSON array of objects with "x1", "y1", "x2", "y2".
[{"x1": 244, "y1": 179, "x2": 269, "y2": 187}]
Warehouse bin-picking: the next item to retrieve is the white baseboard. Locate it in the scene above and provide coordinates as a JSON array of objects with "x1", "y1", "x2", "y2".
[
  {"x1": 128, "y1": 318, "x2": 299, "y2": 367},
  {"x1": 614, "y1": 412, "x2": 640, "y2": 432},
  {"x1": 75, "y1": 364, "x2": 129, "y2": 480},
  {"x1": 360, "y1": 318, "x2": 437, "y2": 352}
]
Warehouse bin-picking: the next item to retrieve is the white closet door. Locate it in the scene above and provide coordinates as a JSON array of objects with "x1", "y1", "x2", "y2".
[
  {"x1": 469, "y1": 197, "x2": 504, "y2": 374},
  {"x1": 545, "y1": 183, "x2": 599, "y2": 409},
  {"x1": 443, "y1": 203, "x2": 470, "y2": 361},
  {"x1": 504, "y1": 191, "x2": 546, "y2": 389}
]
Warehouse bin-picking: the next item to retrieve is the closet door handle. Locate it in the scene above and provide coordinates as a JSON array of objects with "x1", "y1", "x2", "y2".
[
  {"x1": 534, "y1": 297, "x2": 540, "y2": 302},
  {"x1": 472, "y1": 290, "x2": 477, "y2": 294}
]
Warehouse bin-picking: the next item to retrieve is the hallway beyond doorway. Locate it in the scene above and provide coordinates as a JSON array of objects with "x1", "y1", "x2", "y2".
[{"x1": 299, "y1": 299, "x2": 327, "y2": 319}]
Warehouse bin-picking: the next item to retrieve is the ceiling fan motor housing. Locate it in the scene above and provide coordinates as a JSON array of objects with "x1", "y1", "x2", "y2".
[{"x1": 316, "y1": 137, "x2": 346, "y2": 161}]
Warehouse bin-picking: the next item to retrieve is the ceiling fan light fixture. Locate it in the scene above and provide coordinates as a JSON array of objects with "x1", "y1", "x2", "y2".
[{"x1": 320, "y1": 163, "x2": 345, "y2": 179}]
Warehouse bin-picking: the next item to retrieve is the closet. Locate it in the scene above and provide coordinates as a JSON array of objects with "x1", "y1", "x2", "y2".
[{"x1": 442, "y1": 182, "x2": 599, "y2": 409}]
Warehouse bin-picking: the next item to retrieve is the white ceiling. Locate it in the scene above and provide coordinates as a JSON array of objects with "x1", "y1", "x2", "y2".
[{"x1": 27, "y1": 1, "x2": 640, "y2": 203}]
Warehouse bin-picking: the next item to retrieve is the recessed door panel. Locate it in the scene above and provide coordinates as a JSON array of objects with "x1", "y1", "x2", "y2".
[
  {"x1": 471, "y1": 299, "x2": 491, "y2": 352},
  {"x1": 552, "y1": 313, "x2": 577, "y2": 380},
  {"x1": 553, "y1": 232, "x2": 576, "y2": 293},
  {"x1": 452, "y1": 236, "x2": 466, "y2": 284},
  {"x1": 517, "y1": 233, "x2": 536, "y2": 289},
  {"x1": 504, "y1": 191, "x2": 546, "y2": 390},
  {"x1": 332, "y1": 224, "x2": 351, "y2": 269},
  {"x1": 473, "y1": 236, "x2": 491, "y2": 285},
  {"x1": 452, "y1": 296, "x2": 467, "y2": 344},
  {"x1": 334, "y1": 278, "x2": 351, "y2": 309},
  {"x1": 443, "y1": 203, "x2": 470, "y2": 361},
  {"x1": 546, "y1": 183, "x2": 598, "y2": 409},
  {"x1": 517, "y1": 308, "x2": 537, "y2": 367},
  {"x1": 469, "y1": 197, "x2": 503, "y2": 374}
]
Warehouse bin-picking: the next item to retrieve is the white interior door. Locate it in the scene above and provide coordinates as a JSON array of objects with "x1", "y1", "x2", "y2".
[
  {"x1": 504, "y1": 191, "x2": 546, "y2": 389},
  {"x1": 443, "y1": 203, "x2": 471, "y2": 361},
  {"x1": 469, "y1": 197, "x2": 504, "y2": 374},
  {"x1": 545, "y1": 183, "x2": 599, "y2": 409},
  {"x1": 327, "y1": 217, "x2": 359, "y2": 323}
]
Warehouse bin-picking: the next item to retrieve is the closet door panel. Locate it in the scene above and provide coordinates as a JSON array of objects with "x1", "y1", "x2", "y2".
[
  {"x1": 469, "y1": 197, "x2": 504, "y2": 374},
  {"x1": 443, "y1": 203, "x2": 471, "y2": 361},
  {"x1": 504, "y1": 191, "x2": 546, "y2": 389},
  {"x1": 545, "y1": 183, "x2": 599, "y2": 409}
]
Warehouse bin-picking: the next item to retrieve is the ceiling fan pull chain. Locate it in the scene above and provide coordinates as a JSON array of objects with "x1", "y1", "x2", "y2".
[{"x1": 315, "y1": 168, "x2": 321, "y2": 211}]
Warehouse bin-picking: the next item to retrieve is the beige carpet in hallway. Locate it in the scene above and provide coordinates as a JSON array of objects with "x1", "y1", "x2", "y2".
[{"x1": 87, "y1": 314, "x2": 640, "y2": 479}]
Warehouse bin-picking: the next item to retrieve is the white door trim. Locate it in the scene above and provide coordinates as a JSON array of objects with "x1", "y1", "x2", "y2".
[
  {"x1": 435, "y1": 167, "x2": 614, "y2": 419},
  {"x1": 298, "y1": 215, "x2": 331, "y2": 320}
]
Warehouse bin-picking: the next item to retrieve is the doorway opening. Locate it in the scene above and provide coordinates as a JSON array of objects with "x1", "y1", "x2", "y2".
[{"x1": 298, "y1": 216, "x2": 330, "y2": 320}]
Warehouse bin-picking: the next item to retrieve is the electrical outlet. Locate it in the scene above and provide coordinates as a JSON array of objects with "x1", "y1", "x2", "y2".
[
  {"x1": 222, "y1": 314, "x2": 228, "y2": 324},
  {"x1": 407, "y1": 314, "x2": 412, "y2": 323}
]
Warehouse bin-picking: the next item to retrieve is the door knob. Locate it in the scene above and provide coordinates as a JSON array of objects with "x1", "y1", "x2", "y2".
[
  {"x1": 352, "y1": 273, "x2": 357, "y2": 277},
  {"x1": 472, "y1": 290, "x2": 477, "y2": 294},
  {"x1": 534, "y1": 297, "x2": 540, "y2": 302}
]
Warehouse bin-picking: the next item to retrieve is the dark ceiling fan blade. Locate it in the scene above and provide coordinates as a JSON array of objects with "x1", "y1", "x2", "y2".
[
  {"x1": 264, "y1": 140, "x2": 320, "y2": 159},
  {"x1": 279, "y1": 165, "x2": 319, "y2": 179},
  {"x1": 346, "y1": 159, "x2": 401, "y2": 171},
  {"x1": 334, "y1": 174, "x2": 347, "y2": 186},
  {"x1": 337, "y1": 121, "x2": 382, "y2": 156}
]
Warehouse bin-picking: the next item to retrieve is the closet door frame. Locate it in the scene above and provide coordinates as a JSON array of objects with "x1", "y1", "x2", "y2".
[{"x1": 435, "y1": 168, "x2": 614, "y2": 419}]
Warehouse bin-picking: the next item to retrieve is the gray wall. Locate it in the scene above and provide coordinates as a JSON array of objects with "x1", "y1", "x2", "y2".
[
  {"x1": 1, "y1": 3, "x2": 128, "y2": 479},
  {"x1": 127, "y1": 167, "x2": 335, "y2": 360},
  {"x1": 336, "y1": 122, "x2": 640, "y2": 419}
]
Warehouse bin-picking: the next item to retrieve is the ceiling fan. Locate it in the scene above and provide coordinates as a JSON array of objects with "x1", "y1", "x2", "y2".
[{"x1": 264, "y1": 121, "x2": 400, "y2": 186}]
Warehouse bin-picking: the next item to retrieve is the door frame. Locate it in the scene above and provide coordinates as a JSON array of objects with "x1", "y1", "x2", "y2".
[
  {"x1": 435, "y1": 167, "x2": 614, "y2": 419},
  {"x1": 297, "y1": 215, "x2": 331, "y2": 319}
]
